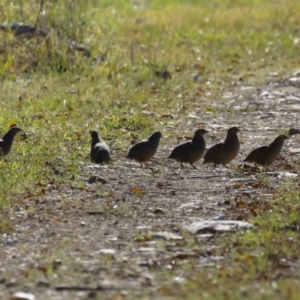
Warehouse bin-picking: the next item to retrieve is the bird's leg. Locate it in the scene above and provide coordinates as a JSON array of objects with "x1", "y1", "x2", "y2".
[
  {"x1": 261, "y1": 164, "x2": 268, "y2": 170},
  {"x1": 222, "y1": 164, "x2": 229, "y2": 169},
  {"x1": 180, "y1": 162, "x2": 184, "y2": 168},
  {"x1": 140, "y1": 162, "x2": 144, "y2": 167},
  {"x1": 190, "y1": 163, "x2": 197, "y2": 169}
]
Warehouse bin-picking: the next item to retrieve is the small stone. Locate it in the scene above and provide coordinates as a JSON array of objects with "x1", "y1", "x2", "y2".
[
  {"x1": 213, "y1": 215, "x2": 226, "y2": 220},
  {"x1": 185, "y1": 220, "x2": 253, "y2": 234},
  {"x1": 11, "y1": 292, "x2": 35, "y2": 300},
  {"x1": 99, "y1": 249, "x2": 116, "y2": 255},
  {"x1": 266, "y1": 172, "x2": 298, "y2": 179},
  {"x1": 289, "y1": 77, "x2": 300, "y2": 83}
]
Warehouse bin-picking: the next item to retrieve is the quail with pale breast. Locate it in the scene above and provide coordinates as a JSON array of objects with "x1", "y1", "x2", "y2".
[
  {"x1": 0, "y1": 126, "x2": 24, "y2": 158},
  {"x1": 90, "y1": 130, "x2": 110, "y2": 164},
  {"x1": 168, "y1": 129, "x2": 208, "y2": 169},
  {"x1": 127, "y1": 131, "x2": 162, "y2": 167},
  {"x1": 243, "y1": 135, "x2": 289, "y2": 168},
  {"x1": 203, "y1": 127, "x2": 240, "y2": 168}
]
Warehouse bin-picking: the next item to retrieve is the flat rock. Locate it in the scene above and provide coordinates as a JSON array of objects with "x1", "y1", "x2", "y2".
[
  {"x1": 184, "y1": 220, "x2": 253, "y2": 234},
  {"x1": 150, "y1": 231, "x2": 183, "y2": 241}
]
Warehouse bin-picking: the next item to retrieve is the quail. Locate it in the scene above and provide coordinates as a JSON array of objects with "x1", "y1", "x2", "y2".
[
  {"x1": 0, "y1": 127, "x2": 24, "y2": 158},
  {"x1": 203, "y1": 127, "x2": 240, "y2": 168},
  {"x1": 288, "y1": 128, "x2": 300, "y2": 136},
  {"x1": 168, "y1": 129, "x2": 208, "y2": 169},
  {"x1": 127, "y1": 131, "x2": 162, "y2": 167},
  {"x1": 90, "y1": 130, "x2": 110, "y2": 164},
  {"x1": 243, "y1": 135, "x2": 289, "y2": 168}
]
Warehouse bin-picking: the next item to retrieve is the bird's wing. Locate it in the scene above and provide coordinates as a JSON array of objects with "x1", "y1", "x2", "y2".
[
  {"x1": 244, "y1": 146, "x2": 268, "y2": 162},
  {"x1": 204, "y1": 143, "x2": 226, "y2": 161},
  {"x1": 127, "y1": 141, "x2": 147, "y2": 157},
  {"x1": 169, "y1": 143, "x2": 191, "y2": 157}
]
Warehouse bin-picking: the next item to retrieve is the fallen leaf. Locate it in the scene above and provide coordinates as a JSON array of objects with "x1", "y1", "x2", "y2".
[
  {"x1": 111, "y1": 293, "x2": 124, "y2": 300},
  {"x1": 52, "y1": 218, "x2": 63, "y2": 223},
  {"x1": 234, "y1": 182, "x2": 243, "y2": 189},
  {"x1": 251, "y1": 183, "x2": 261, "y2": 189},
  {"x1": 172, "y1": 252, "x2": 199, "y2": 260},
  {"x1": 249, "y1": 207, "x2": 257, "y2": 217},
  {"x1": 37, "y1": 265, "x2": 48, "y2": 275},
  {"x1": 130, "y1": 187, "x2": 145, "y2": 196},
  {"x1": 245, "y1": 254, "x2": 255, "y2": 263},
  {"x1": 161, "y1": 114, "x2": 174, "y2": 119},
  {"x1": 156, "y1": 182, "x2": 172, "y2": 188}
]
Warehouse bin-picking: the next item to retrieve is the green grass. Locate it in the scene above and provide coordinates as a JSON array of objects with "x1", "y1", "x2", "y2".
[{"x1": 1, "y1": 0, "x2": 300, "y2": 299}]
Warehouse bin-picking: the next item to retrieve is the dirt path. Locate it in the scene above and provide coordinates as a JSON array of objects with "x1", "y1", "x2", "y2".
[{"x1": 1, "y1": 79, "x2": 300, "y2": 299}]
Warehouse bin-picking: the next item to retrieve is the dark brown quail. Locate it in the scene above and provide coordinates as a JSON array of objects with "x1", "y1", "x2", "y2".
[
  {"x1": 127, "y1": 131, "x2": 162, "y2": 167},
  {"x1": 168, "y1": 129, "x2": 208, "y2": 169},
  {"x1": 203, "y1": 127, "x2": 240, "y2": 168},
  {"x1": 243, "y1": 135, "x2": 289, "y2": 168},
  {"x1": 289, "y1": 128, "x2": 300, "y2": 136},
  {"x1": 90, "y1": 131, "x2": 110, "y2": 164},
  {"x1": 0, "y1": 127, "x2": 24, "y2": 158}
]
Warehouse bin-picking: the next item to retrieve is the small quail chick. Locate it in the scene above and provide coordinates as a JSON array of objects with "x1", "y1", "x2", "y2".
[
  {"x1": 90, "y1": 130, "x2": 110, "y2": 164},
  {"x1": 203, "y1": 127, "x2": 240, "y2": 168},
  {"x1": 243, "y1": 135, "x2": 289, "y2": 168},
  {"x1": 168, "y1": 129, "x2": 208, "y2": 169},
  {"x1": 127, "y1": 131, "x2": 162, "y2": 167},
  {"x1": 0, "y1": 126, "x2": 24, "y2": 158}
]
